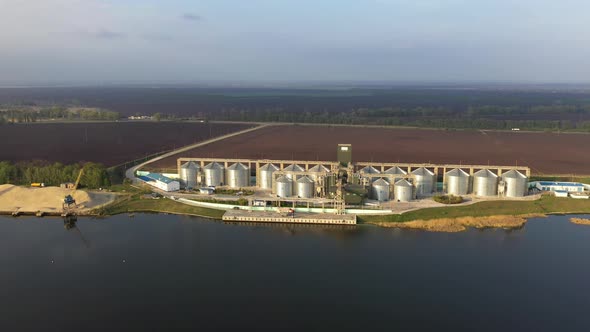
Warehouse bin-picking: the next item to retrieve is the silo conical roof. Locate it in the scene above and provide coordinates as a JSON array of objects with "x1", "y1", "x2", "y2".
[
  {"x1": 227, "y1": 162, "x2": 248, "y2": 170},
  {"x1": 473, "y1": 169, "x2": 498, "y2": 178},
  {"x1": 284, "y1": 164, "x2": 304, "y2": 172},
  {"x1": 361, "y1": 166, "x2": 380, "y2": 174},
  {"x1": 260, "y1": 163, "x2": 279, "y2": 171},
  {"x1": 446, "y1": 168, "x2": 469, "y2": 177},
  {"x1": 384, "y1": 166, "x2": 407, "y2": 175},
  {"x1": 204, "y1": 162, "x2": 223, "y2": 170},
  {"x1": 297, "y1": 176, "x2": 314, "y2": 183},
  {"x1": 411, "y1": 167, "x2": 434, "y2": 176},
  {"x1": 276, "y1": 175, "x2": 292, "y2": 183},
  {"x1": 372, "y1": 178, "x2": 390, "y2": 186},
  {"x1": 502, "y1": 169, "x2": 526, "y2": 179},
  {"x1": 395, "y1": 179, "x2": 413, "y2": 187},
  {"x1": 308, "y1": 164, "x2": 330, "y2": 173}
]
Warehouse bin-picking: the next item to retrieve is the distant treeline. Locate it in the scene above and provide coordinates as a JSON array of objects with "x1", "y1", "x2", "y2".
[
  {"x1": 203, "y1": 104, "x2": 590, "y2": 131},
  {"x1": 0, "y1": 106, "x2": 120, "y2": 123},
  {"x1": 0, "y1": 161, "x2": 110, "y2": 188}
]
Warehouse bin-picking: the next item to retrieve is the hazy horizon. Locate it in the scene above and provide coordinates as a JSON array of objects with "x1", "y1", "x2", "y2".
[{"x1": 1, "y1": 0, "x2": 590, "y2": 84}]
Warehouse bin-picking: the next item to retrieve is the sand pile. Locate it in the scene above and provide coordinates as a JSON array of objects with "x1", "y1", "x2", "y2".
[
  {"x1": 372, "y1": 215, "x2": 534, "y2": 232},
  {"x1": 0, "y1": 184, "x2": 94, "y2": 212},
  {"x1": 570, "y1": 218, "x2": 590, "y2": 226}
]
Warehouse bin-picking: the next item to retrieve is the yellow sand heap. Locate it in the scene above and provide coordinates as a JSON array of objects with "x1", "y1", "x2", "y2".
[{"x1": 0, "y1": 184, "x2": 107, "y2": 213}]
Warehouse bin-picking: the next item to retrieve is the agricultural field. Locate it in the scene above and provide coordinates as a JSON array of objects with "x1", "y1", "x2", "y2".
[
  {"x1": 150, "y1": 124, "x2": 590, "y2": 175},
  {"x1": 0, "y1": 122, "x2": 253, "y2": 166}
]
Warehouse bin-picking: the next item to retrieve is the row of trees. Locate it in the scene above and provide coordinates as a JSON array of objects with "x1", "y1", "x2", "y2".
[
  {"x1": 0, "y1": 107, "x2": 120, "y2": 123},
  {"x1": 0, "y1": 161, "x2": 110, "y2": 189},
  {"x1": 201, "y1": 104, "x2": 590, "y2": 131}
]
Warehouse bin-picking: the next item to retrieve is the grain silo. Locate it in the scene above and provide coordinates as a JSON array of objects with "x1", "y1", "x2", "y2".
[
  {"x1": 360, "y1": 166, "x2": 380, "y2": 174},
  {"x1": 226, "y1": 162, "x2": 249, "y2": 188},
  {"x1": 445, "y1": 168, "x2": 470, "y2": 195},
  {"x1": 412, "y1": 167, "x2": 435, "y2": 196},
  {"x1": 276, "y1": 175, "x2": 293, "y2": 198},
  {"x1": 203, "y1": 162, "x2": 224, "y2": 187},
  {"x1": 501, "y1": 170, "x2": 527, "y2": 198},
  {"x1": 473, "y1": 169, "x2": 498, "y2": 197},
  {"x1": 180, "y1": 161, "x2": 199, "y2": 189},
  {"x1": 394, "y1": 179, "x2": 413, "y2": 202},
  {"x1": 371, "y1": 178, "x2": 391, "y2": 201},
  {"x1": 296, "y1": 176, "x2": 314, "y2": 198},
  {"x1": 259, "y1": 163, "x2": 279, "y2": 189},
  {"x1": 283, "y1": 164, "x2": 305, "y2": 180}
]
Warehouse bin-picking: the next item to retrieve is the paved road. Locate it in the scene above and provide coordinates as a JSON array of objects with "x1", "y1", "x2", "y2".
[{"x1": 125, "y1": 124, "x2": 268, "y2": 186}]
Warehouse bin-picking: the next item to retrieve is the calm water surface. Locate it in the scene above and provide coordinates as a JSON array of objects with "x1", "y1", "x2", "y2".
[{"x1": 1, "y1": 214, "x2": 589, "y2": 331}]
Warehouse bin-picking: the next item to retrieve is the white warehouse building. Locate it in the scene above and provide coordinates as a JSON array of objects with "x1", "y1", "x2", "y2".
[
  {"x1": 144, "y1": 173, "x2": 180, "y2": 192},
  {"x1": 534, "y1": 181, "x2": 585, "y2": 193}
]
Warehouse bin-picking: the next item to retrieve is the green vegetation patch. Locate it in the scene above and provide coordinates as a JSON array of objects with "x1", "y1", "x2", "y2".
[
  {"x1": 433, "y1": 195, "x2": 463, "y2": 204},
  {"x1": 97, "y1": 194, "x2": 225, "y2": 219},
  {"x1": 358, "y1": 195, "x2": 590, "y2": 224}
]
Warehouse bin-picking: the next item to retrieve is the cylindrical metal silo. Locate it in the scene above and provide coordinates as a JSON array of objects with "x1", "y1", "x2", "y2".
[
  {"x1": 203, "y1": 162, "x2": 224, "y2": 187},
  {"x1": 371, "y1": 178, "x2": 390, "y2": 201},
  {"x1": 296, "y1": 176, "x2": 314, "y2": 198},
  {"x1": 276, "y1": 175, "x2": 293, "y2": 198},
  {"x1": 259, "y1": 163, "x2": 278, "y2": 189},
  {"x1": 412, "y1": 167, "x2": 435, "y2": 196},
  {"x1": 226, "y1": 162, "x2": 249, "y2": 188},
  {"x1": 473, "y1": 169, "x2": 498, "y2": 197},
  {"x1": 283, "y1": 164, "x2": 305, "y2": 180},
  {"x1": 445, "y1": 168, "x2": 470, "y2": 195},
  {"x1": 180, "y1": 161, "x2": 199, "y2": 189},
  {"x1": 394, "y1": 179, "x2": 413, "y2": 202},
  {"x1": 502, "y1": 170, "x2": 527, "y2": 197}
]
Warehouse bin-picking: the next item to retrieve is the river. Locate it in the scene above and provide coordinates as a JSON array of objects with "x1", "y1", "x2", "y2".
[{"x1": 1, "y1": 214, "x2": 589, "y2": 331}]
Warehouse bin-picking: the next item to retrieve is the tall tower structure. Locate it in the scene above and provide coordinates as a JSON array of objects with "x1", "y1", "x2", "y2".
[{"x1": 337, "y1": 144, "x2": 352, "y2": 166}]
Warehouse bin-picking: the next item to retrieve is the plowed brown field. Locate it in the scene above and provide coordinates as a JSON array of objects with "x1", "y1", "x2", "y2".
[
  {"x1": 0, "y1": 122, "x2": 253, "y2": 166},
  {"x1": 150, "y1": 125, "x2": 590, "y2": 175}
]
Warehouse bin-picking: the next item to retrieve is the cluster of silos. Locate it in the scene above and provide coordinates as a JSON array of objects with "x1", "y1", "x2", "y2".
[
  {"x1": 445, "y1": 168, "x2": 470, "y2": 195},
  {"x1": 370, "y1": 177, "x2": 414, "y2": 202},
  {"x1": 203, "y1": 162, "x2": 224, "y2": 187},
  {"x1": 412, "y1": 167, "x2": 436, "y2": 196},
  {"x1": 501, "y1": 170, "x2": 527, "y2": 197},
  {"x1": 226, "y1": 162, "x2": 250, "y2": 188},
  {"x1": 180, "y1": 161, "x2": 199, "y2": 189}
]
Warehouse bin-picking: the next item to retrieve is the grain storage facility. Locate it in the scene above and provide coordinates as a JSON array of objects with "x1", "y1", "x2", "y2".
[
  {"x1": 472, "y1": 169, "x2": 498, "y2": 197},
  {"x1": 412, "y1": 167, "x2": 435, "y2": 196},
  {"x1": 179, "y1": 161, "x2": 199, "y2": 189},
  {"x1": 445, "y1": 168, "x2": 470, "y2": 195},
  {"x1": 394, "y1": 179, "x2": 413, "y2": 202},
  {"x1": 259, "y1": 163, "x2": 279, "y2": 189},
  {"x1": 276, "y1": 175, "x2": 293, "y2": 198},
  {"x1": 226, "y1": 162, "x2": 250, "y2": 188},
  {"x1": 371, "y1": 178, "x2": 391, "y2": 201},
  {"x1": 296, "y1": 176, "x2": 315, "y2": 198},
  {"x1": 501, "y1": 170, "x2": 528, "y2": 198},
  {"x1": 283, "y1": 164, "x2": 305, "y2": 180},
  {"x1": 203, "y1": 162, "x2": 224, "y2": 187}
]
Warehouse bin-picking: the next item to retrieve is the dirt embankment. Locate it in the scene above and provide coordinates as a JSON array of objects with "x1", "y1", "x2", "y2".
[
  {"x1": 570, "y1": 218, "x2": 590, "y2": 226},
  {"x1": 0, "y1": 184, "x2": 115, "y2": 214},
  {"x1": 369, "y1": 214, "x2": 545, "y2": 232}
]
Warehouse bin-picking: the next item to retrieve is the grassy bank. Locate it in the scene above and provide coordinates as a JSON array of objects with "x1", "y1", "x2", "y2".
[
  {"x1": 358, "y1": 195, "x2": 590, "y2": 224},
  {"x1": 96, "y1": 185, "x2": 225, "y2": 219}
]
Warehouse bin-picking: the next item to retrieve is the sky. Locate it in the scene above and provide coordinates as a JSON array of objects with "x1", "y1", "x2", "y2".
[{"x1": 0, "y1": 0, "x2": 589, "y2": 84}]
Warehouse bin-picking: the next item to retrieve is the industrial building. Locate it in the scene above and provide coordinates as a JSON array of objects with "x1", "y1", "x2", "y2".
[
  {"x1": 533, "y1": 181, "x2": 585, "y2": 193},
  {"x1": 142, "y1": 173, "x2": 180, "y2": 192}
]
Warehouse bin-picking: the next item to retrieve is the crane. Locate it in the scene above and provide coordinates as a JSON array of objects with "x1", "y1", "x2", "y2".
[{"x1": 63, "y1": 167, "x2": 85, "y2": 210}]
